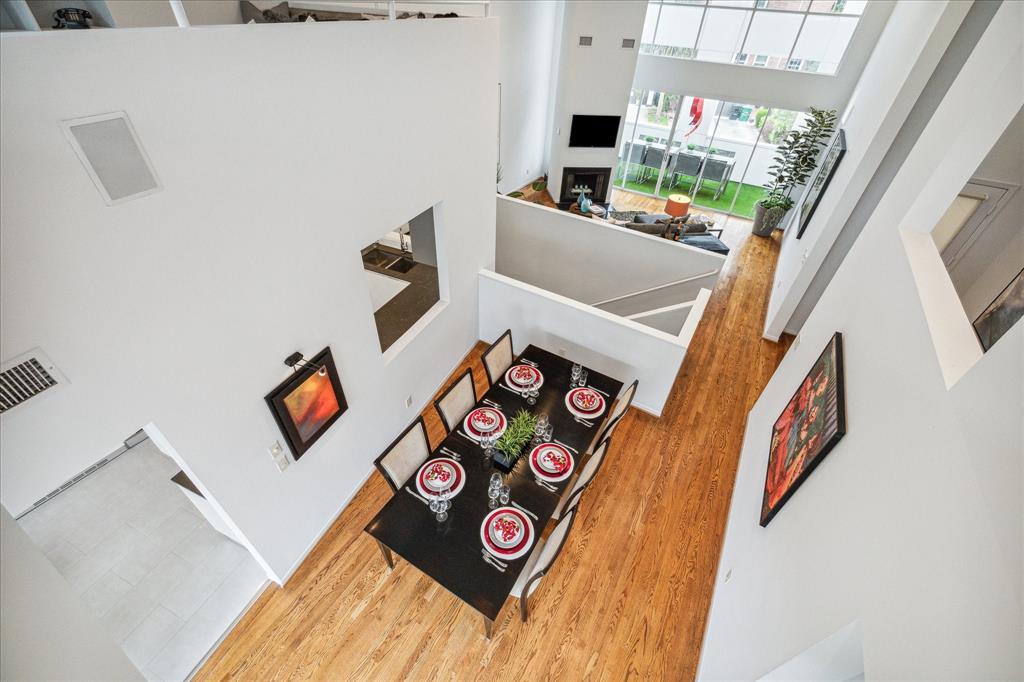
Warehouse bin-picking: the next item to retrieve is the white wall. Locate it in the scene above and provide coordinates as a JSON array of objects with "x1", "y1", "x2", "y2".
[
  {"x1": 763, "y1": 0, "x2": 972, "y2": 340},
  {"x1": 478, "y1": 270, "x2": 704, "y2": 417},
  {"x1": 491, "y1": 0, "x2": 558, "y2": 194},
  {"x1": 547, "y1": 1, "x2": 647, "y2": 202},
  {"x1": 698, "y1": 4, "x2": 1023, "y2": 678},
  {"x1": 0, "y1": 18, "x2": 498, "y2": 583},
  {"x1": 1, "y1": 504, "x2": 144, "y2": 681},
  {"x1": 495, "y1": 195, "x2": 723, "y2": 307},
  {"x1": 633, "y1": 2, "x2": 894, "y2": 115}
]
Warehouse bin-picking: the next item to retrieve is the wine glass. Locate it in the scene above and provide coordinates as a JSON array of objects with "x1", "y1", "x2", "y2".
[
  {"x1": 499, "y1": 485, "x2": 510, "y2": 505},
  {"x1": 523, "y1": 376, "x2": 537, "y2": 405},
  {"x1": 544, "y1": 424, "x2": 554, "y2": 442},
  {"x1": 578, "y1": 369, "x2": 589, "y2": 388},
  {"x1": 532, "y1": 413, "x2": 548, "y2": 446},
  {"x1": 570, "y1": 363, "x2": 582, "y2": 387}
]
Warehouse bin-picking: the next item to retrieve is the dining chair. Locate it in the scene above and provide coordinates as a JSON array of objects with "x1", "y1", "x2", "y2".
[
  {"x1": 640, "y1": 147, "x2": 666, "y2": 184},
  {"x1": 625, "y1": 142, "x2": 647, "y2": 182},
  {"x1": 553, "y1": 437, "x2": 610, "y2": 520},
  {"x1": 482, "y1": 329, "x2": 513, "y2": 387},
  {"x1": 433, "y1": 367, "x2": 478, "y2": 434},
  {"x1": 671, "y1": 151, "x2": 702, "y2": 191},
  {"x1": 511, "y1": 506, "x2": 578, "y2": 623},
  {"x1": 695, "y1": 158, "x2": 732, "y2": 199},
  {"x1": 373, "y1": 416, "x2": 430, "y2": 493},
  {"x1": 596, "y1": 379, "x2": 638, "y2": 444}
]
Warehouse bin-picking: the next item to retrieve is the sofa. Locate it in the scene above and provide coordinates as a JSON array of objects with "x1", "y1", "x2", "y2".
[{"x1": 607, "y1": 211, "x2": 730, "y2": 255}]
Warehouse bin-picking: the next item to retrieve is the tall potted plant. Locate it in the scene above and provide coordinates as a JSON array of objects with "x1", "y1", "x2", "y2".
[{"x1": 752, "y1": 108, "x2": 837, "y2": 237}]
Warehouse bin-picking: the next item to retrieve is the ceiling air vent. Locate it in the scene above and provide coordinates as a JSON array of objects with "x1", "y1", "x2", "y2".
[
  {"x1": 0, "y1": 349, "x2": 66, "y2": 415},
  {"x1": 622, "y1": 38, "x2": 636, "y2": 49},
  {"x1": 579, "y1": 36, "x2": 593, "y2": 47}
]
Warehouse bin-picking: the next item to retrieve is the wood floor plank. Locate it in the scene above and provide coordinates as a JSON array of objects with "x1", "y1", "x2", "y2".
[{"x1": 195, "y1": 188, "x2": 791, "y2": 681}]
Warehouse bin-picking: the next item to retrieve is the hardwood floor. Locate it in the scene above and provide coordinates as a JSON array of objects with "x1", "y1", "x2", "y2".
[{"x1": 196, "y1": 197, "x2": 791, "y2": 681}]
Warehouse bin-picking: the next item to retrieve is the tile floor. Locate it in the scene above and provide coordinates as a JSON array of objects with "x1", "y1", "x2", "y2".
[{"x1": 17, "y1": 439, "x2": 267, "y2": 681}]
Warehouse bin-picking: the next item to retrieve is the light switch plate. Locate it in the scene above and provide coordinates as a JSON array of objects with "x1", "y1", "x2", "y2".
[
  {"x1": 405, "y1": 395, "x2": 413, "y2": 408},
  {"x1": 269, "y1": 441, "x2": 289, "y2": 471}
]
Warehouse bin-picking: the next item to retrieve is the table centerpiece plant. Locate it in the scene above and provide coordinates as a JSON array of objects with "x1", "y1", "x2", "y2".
[{"x1": 495, "y1": 409, "x2": 537, "y2": 465}]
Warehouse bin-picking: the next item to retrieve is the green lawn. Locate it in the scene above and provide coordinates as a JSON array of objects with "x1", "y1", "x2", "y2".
[{"x1": 614, "y1": 163, "x2": 764, "y2": 218}]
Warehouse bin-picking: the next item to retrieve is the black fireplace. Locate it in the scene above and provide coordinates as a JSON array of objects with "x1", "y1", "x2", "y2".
[{"x1": 558, "y1": 167, "x2": 612, "y2": 209}]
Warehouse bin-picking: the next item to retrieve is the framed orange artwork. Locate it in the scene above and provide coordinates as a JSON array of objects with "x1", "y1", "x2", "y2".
[{"x1": 265, "y1": 347, "x2": 347, "y2": 460}]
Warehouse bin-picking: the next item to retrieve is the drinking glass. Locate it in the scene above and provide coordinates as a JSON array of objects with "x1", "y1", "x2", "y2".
[
  {"x1": 489, "y1": 473, "x2": 503, "y2": 492},
  {"x1": 499, "y1": 485, "x2": 510, "y2": 505},
  {"x1": 429, "y1": 494, "x2": 441, "y2": 516},
  {"x1": 436, "y1": 487, "x2": 450, "y2": 522},
  {"x1": 570, "y1": 363, "x2": 582, "y2": 387},
  {"x1": 544, "y1": 424, "x2": 554, "y2": 442},
  {"x1": 578, "y1": 369, "x2": 589, "y2": 388}
]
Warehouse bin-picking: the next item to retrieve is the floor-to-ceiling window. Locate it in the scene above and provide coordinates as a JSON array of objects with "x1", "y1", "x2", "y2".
[{"x1": 616, "y1": 92, "x2": 804, "y2": 219}]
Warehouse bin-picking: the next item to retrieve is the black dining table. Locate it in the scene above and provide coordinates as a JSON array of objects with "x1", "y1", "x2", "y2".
[{"x1": 364, "y1": 344, "x2": 623, "y2": 637}]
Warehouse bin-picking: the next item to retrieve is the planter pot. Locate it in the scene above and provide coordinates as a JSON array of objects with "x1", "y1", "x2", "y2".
[{"x1": 752, "y1": 201, "x2": 788, "y2": 237}]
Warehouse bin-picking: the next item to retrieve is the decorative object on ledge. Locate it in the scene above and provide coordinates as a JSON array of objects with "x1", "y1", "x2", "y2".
[
  {"x1": 493, "y1": 409, "x2": 537, "y2": 471},
  {"x1": 797, "y1": 129, "x2": 847, "y2": 239},
  {"x1": 760, "y1": 332, "x2": 846, "y2": 526},
  {"x1": 265, "y1": 347, "x2": 348, "y2": 460},
  {"x1": 973, "y1": 267, "x2": 1024, "y2": 352}
]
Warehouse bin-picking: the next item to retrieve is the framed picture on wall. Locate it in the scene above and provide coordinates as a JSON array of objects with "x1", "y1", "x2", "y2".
[
  {"x1": 265, "y1": 347, "x2": 348, "y2": 460},
  {"x1": 760, "y1": 332, "x2": 847, "y2": 527},
  {"x1": 797, "y1": 129, "x2": 847, "y2": 239}
]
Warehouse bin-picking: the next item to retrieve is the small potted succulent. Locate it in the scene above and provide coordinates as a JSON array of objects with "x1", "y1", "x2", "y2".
[{"x1": 753, "y1": 107, "x2": 837, "y2": 237}]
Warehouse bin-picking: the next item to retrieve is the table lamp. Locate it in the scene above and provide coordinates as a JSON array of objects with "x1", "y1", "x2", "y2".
[{"x1": 665, "y1": 194, "x2": 691, "y2": 217}]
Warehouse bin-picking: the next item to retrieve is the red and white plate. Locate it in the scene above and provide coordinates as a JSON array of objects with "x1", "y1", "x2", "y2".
[
  {"x1": 480, "y1": 506, "x2": 535, "y2": 560},
  {"x1": 414, "y1": 457, "x2": 466, "y2": 499},
  {"x1": 462, "y1": 407, "x2": 507, "y2": 441},
  {"x1": 565, "y1": 387, "x2": 606, "y2": 419},
  {"x1": 505, "y1": 364, "x2": 544, "y2": 390},
  {"x1": 488, "y1": 511, "x2": 525, "y2": 549},
  {"x1": 529, "y1": 443, "x2": 574, "y2": 482}
]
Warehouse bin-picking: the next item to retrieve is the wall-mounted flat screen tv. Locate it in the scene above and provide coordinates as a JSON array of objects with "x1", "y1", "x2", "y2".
[{"x1": 569, "y1": 115, "x2": 620, "y2": 148}]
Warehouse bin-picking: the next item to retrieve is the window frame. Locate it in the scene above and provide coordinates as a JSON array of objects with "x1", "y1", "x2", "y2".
[{"x1": 641, "y1": 0, "x2": 862, "y2": 77}]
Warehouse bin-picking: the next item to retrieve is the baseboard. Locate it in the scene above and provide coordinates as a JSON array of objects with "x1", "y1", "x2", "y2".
[{"x1": 631, "y1": 401, "x2": 662, "y2": 418}]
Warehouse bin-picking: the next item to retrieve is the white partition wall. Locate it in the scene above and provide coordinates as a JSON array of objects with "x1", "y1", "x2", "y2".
[
  {"x1": 478, "y1": 270, "x2": 710, "y2": 416},
  {"x1": 0, "y1": 19, "x2": 498, "y2": 583},
  {"x1": 496, "y1": 195, "x2": 723, "y2": 325}
]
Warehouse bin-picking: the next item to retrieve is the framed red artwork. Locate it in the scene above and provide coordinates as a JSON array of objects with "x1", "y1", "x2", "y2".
[{"x1": 761, "y1": 332, "x2": 846, "y2": 526}]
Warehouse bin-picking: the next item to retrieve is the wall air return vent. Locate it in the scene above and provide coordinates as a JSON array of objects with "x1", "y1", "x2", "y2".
[
  {"x1": 578, "y1": 36, "x2": 593, "y2": 47},
  {"x1": 622, "y1": 38, "x2": 636, "y2": 49},
  {"x1": 0, "y1": 349, "x2": 66, "y2": 415},
  {"x1": 61, "y1": 112, "x2": 161, "y2": 206}
]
